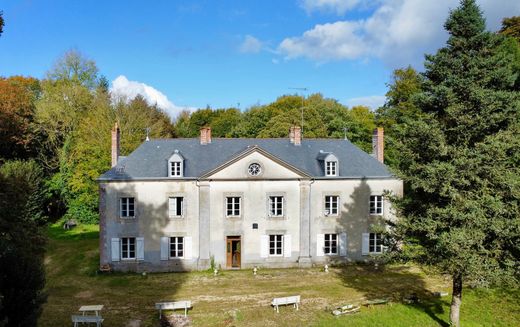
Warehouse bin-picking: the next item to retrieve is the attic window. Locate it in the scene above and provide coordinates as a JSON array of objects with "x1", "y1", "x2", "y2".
[
  {"x1": 168, "y1": 150, "x2": 184, "y2": 178},
  {"x1": 325, "y1": 160, "x2": 337, "y2": 176}
]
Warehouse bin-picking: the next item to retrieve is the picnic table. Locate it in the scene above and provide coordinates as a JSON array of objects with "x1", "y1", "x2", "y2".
[{"x1": 79, "y1": 305, "x2": 104, "y2": 316}]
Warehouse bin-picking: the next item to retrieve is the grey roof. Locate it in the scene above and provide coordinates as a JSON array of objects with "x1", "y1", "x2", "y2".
[{"x1": 99, "y1": 138, "x2": 393, "y2": 180}]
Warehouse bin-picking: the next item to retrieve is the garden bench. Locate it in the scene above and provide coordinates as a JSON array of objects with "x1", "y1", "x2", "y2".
[
  {"x1": 155, "y1": 301, "x2": 192, "y2": 318},
  {"x1": 71, "y1": 315, "x2": 104, "y2": 327},
  {"x1": 271, "y1": 295, "x2": 300, "y2": 313}
]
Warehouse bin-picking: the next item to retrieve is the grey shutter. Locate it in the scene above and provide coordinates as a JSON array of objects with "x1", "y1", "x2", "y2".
[
  {"x1": 283, "y1": 235, "x2": 292, "y2": 258},
  {"x1": 339, "y1": 232, "x2": 347, "y2": 256},
  {"x1": 316, "y1": 234, "x2": 325, "y2": 257},
  {"x1": 136, "y1": 237, "x2": 145, "y2": 261},
  {"x1": 111, "y1": 238, "x2": 120, "y2": 262},
  {"x1": 160, "y1": 237, "x2": 169, "y2": 260},
  {"x1": 362, "y1": 233, "x2": 370, "y2": 255},
  {"x1": 260, "y1": 235, "x2": 269, "y2": 258},
  {"x1": 184, "y1": 237, "x2": 192, "y2": 260}
]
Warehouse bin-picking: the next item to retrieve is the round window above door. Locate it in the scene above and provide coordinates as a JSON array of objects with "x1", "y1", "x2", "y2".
[{"x1": 247, "y1": 163, "x2": 262, "y2": 176}]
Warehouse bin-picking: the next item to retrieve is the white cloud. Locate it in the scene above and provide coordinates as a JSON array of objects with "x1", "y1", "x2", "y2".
[
  {"x1": 300, "y1": 0, "x2": 363, "y2": 15},
  {"x1": 280, "y1": 0, "x2": 520, "y2": 67},
  {"x1": 110, "y1": 75, "x2": 194, "y2": 119},
  {"x1": 345, "y1": 95, "x2": 386, "y2": 109},
  {"x1": 239, "y1": 35, "x2": 263, "y2": 53}
]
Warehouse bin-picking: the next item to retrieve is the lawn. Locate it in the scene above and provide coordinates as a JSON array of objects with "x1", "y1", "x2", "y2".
[{"x1": 39, "y1": 223, "x2": 520, "y2": 326}]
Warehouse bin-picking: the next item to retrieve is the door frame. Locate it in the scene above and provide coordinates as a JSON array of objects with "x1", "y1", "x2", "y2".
[{"x1": 226, "y1": 235, "x2": 241, "y2": 269}]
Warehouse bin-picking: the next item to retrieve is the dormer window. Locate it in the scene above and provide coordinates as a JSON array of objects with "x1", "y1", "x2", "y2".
[
  {"x1": 168, "y1": 150, "x2": 184, "y2": 178},
  {"x1": 325, "y1": 160, "x2": 337, "y2": 176}
]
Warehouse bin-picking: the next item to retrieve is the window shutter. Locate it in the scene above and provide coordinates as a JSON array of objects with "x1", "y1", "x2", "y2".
[
  {"x1": 283, "y1": 234, "x2": 292, "y2": 258},
  {"x1": 339, "y1": 233, "x2": 347, "y2": 256},
  {"x1": 160, "y1": 237, "x2": 169, "y2": 260},
  {"x1": 184, "y1": 237, "x2": 193, "y2": 260},
  {"x1": 111, "y1": 238, "x2": 120, "y2": 261},
  {"x1": 316, "y1": 234, "x2": 325, "y2": 256},
  {"x1": 362, "y1": 233, "x2": 370, "y2": 255},
  {"x1": 136, "y1": 237, "x2": 145, "y2": 261},
  {"x1": 168, "y1": 198, "x2": 175, "y2": 217},
  {"x1": 260, "y1": 235, "x2": 268, "y2": 258}
]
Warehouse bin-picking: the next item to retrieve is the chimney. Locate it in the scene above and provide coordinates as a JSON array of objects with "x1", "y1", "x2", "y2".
[
  {"x1": 200, "y1": 126, "x2": 212, "y2": 145},
  {"x1": 372, "y1": 127, "x2": 384, "y2": 163},
  {"x1": 289, "y1": 126, "x2": 301, "y2": 146},
  {"x1": 111, "y1": 122, "x2": 120, "y2": 167}
]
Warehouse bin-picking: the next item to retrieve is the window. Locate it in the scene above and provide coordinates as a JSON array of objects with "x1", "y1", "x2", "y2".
[
  {"x1": 169, "y1": 237, "x2": 184, "y2": 258},
  {"x1": 324, "y1": 234, "x2": 338, "y2": 255},
  {"x1": 269, "y1": 234, "x2": 283, "y2": 256},
  {"x1": 325, "y1": 195, "x2": 339, "y2": 216},
  {"x1": 269, "y1": 196, "x2": 284, "y2": 217},
  {"x1": 168, "y1": 197, "x2": 184, "y2": 218},
  {"x1": 226, "y1": 197, "x2": 241, "y2": 217},
  {"x1": 369, "y1": 195, "x2": 383, "y2": 215},
  {"x1": 248, "y1": 163, "x2": 262, "y2": 176},
  {"x1": 325, "y1": 160, "x2": 337, "y2": 176},
  {"x1": 121, "y1": 237, "x2": 136, "y2": 259},
  {"x1": 369, "y1": 233, "x2": 384, "y2": 253},
  {"x1": 170, "y1": 161, "x2": 182, "y2": 177},
  {"x1": 120, "y1": 197, "x2": 135, "y2": 218}
]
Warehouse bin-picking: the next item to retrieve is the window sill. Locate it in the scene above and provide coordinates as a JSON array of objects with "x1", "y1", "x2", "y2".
[
  {"x1": 226, "y1": 216, "x2": 242, "y2": 220},
  {"x1": 168, "y1": 216, "x2": 184, "y2": 219}
]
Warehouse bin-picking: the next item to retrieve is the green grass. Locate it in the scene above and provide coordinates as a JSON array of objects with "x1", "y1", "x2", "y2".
[{"x1": 39, "y1": 224, "x2": 520, "y2": 326}]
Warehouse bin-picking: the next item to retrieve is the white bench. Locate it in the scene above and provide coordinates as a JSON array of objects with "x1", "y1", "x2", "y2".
[
  {"x1": 155, "y1": 301, "x2": 192, "y2": 318},
  {"x1": 271, "y1": 295, "x2": 300, "y2": 313},
  {"x1": 71, "y1": 315, "x2": 104, "y2": 327}
]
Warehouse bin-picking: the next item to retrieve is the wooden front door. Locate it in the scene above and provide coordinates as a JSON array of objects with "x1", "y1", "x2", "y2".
[{"x1": 226, "y1": 236, "x2": 241, "y2": 269}]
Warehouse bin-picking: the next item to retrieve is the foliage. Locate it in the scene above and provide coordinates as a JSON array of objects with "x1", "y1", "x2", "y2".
[
  {"x1": 0, "y1": 170, "x2": 47, "y2": 326},
  {"x1": 500, "y1": 16, "x2": 520, "y2": 43},
  {"x1": 0, "y1": 10, "x2": 3, "y2": 37},
  {"x1": 387, "y1": 1, "x2": 520, "y2": 326},
  {"x1": 0, "y1": 76, "x2": 42, "y2": 161}
]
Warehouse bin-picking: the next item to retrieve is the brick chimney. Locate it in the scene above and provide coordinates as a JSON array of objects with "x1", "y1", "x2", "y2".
[
  {"x1": 372, "y1": 127, "x2": 384, "y2": 163},
  {"x1": 200, "y1": 126, "x2": 212, "y2": 145},
  {"x1": 289, "y1": 126, "x2": 301, "y2": 146},
  {"x1": 111, "y1": 122, "x2": 120, "y2": 167}
]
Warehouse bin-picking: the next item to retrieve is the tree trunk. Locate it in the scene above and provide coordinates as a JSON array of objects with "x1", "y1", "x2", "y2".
[{"x1": 450, "y1": 273, "x2": 463, "y2": 327}]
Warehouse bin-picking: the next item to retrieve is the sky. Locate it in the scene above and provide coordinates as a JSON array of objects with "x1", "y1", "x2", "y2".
[{"x1": 1, "y1": 0, "x2": 519, "y2": 118}]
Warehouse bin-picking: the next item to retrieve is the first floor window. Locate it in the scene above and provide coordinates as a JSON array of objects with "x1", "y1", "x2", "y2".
[
  {"x1": 169, "y1": 237, "x2": 184, "y2": 258},
  {"x1": 121, "y1": 237, "x2": 136, "y2": 259},
  {"x1": 169, "y1": 197, "x2": 184, "y2": 217},
  {"x1": 369, "y1": 195, "x2": 383, "y2": 215},
  {"x1": 226, "y1": 197, "x2": 241, "y2": 217},
  {"x1": 325, "y1": 195, "x2": 339, "y2": 216},
  {"x1": 269, "y1": 196, "x2": 284, "y2": 217},
  {"x1": 170, "y1": 161, "x2": 182, "y2": 177},
  {"x1": 269, "y1": 234, "x2": 283, "y2": 256},
  {"x1": 324, "y1": 234, "x2": 338, "y2": 255},
  {"x1": 120, "y1": 197, "x2": 135, "y2": 218},
  {"x1": 369, "y1": 233, "x2": 383, "y2": 253}
]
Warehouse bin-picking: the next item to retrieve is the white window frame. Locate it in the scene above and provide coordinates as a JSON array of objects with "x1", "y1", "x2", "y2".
[
  {"x1": 325, "y1": 160, "x2": 337, "y2": 176},
  {"x1": 169, "y1": 236, "x2": 184, "y2": 259},
  {"x1": 269, "y1": 234, "x2": 284, "y2": 257},
  {"x1": 369, "y1": 195, "x2": 384, "y2": 215},
  {"x1": 369, "y1": 233, "x2": 384, "y2": 254},
  {"x1": 324, "y1": 195, "x2": 339, "y2": 216},
  {"x1": 268, "y1": 196, "x2": 284, "y2": 217},
  {"x1": 120, "y1": 197, "x2": 135, "y2": 218},
  {"x1": 324, "y1": 233, "x2": 338, "y2": 255},
  {"x1": 121, "y1": 237, "x2": 136, "y2": 260},
  {"x1": 170, "y1": 161, "x2": 182, "y2": 177},
  {"x1": 226, "y1": 196, "x2": 241, "y2": 217},
  {"x1": 168, "y1": 196, "x2": 184, "y2": 218}
]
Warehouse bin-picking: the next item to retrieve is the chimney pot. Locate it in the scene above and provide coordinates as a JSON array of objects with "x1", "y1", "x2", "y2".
[
  {"x1": 372, "y1": 127, "x2": 384, "y2": 163},
  {"x1": 111, "y1": 122, "x2": 120, "y2": 167},
  {"x1": 200, "y1": 126, "x2": 212, "y2": 145},
  {"x1": 289, "y1": 126, "x2": 301, "y2": 145}
]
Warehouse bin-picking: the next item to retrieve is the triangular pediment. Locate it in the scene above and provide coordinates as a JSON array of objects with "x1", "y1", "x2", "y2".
[{"x1": 201, "y1": 146, "x2": 310, "y2": 179}]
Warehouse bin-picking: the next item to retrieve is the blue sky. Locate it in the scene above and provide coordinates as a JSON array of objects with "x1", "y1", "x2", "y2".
[{"x1": 0, "y1": 0, "x2": 518, "y2": 118}]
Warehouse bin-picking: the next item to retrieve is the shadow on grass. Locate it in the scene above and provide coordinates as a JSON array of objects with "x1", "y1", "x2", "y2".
[{"x1": 47, "y1": 222, "x2": 100, "y2": 240}]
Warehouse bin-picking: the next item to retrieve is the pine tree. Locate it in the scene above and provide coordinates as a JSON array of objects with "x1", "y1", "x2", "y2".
[{"x1": 390, "y1": 1, "x2": 520, "y2": 326}]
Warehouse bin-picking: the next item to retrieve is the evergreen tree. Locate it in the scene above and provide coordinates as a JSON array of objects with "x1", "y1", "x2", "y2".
[{"x1": 389, "y1": 1, "x2": 520, "y2": 326}]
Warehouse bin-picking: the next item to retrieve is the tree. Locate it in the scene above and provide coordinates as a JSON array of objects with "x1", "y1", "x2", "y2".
[
  {"x1": 500, "y1": 16, "x2": 520, "y2": 43},
  {"x1": 0, "y1": 11, "x2": 4, "y2": 37},
  {"x1": 389, "y1": 1, "x2": 520, "y2": 326},
  {"x1": 0, "y1": 163, "x2": 47, "y2": 326}
]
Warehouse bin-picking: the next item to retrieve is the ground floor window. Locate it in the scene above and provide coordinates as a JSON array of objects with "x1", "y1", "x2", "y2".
[
  {"x1": 269, "y1": 234, "x2": 283, "y2": 256},
  {"x1": 169, "y1": 237, "x2": 184, "y2": 258},
  {"x1": 324, "y1": 233, "x2": 338, "y2": 255},
  {"x1": 121, "y1": 237, "x2": 136, "y2": 259},
  {"x1": 369, "y1": 233, "x2": 383, "y2": 253}
]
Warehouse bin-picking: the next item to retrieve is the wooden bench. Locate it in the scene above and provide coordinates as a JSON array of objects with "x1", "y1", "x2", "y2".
[
  {"x1": 155, "y1": 301, "x2": 192, "y2": 318},
  {"x1": 271, "y1": 295, "x2": 300, "y2": 313},
  {"x1": 71, "y1": 315, "x2": 104, "y2": 327}
]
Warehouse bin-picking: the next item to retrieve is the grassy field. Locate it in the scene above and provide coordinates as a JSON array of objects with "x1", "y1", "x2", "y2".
[{"x1": 39, "y1": 223, "x2": 520, "y2": 326}]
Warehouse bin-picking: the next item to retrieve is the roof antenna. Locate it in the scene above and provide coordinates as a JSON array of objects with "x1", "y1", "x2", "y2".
[
  {"x1": 145, "y1": 127, "x2": 151, "y2": 141},
  {"x1": 343, "y1": 127, "x2": 348, "y2": 140}
]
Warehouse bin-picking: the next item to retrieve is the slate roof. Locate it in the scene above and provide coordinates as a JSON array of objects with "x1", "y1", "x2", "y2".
[{"x1": 98, "y1": 138, "x2": 394, "y2": 180}]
